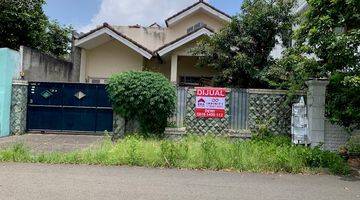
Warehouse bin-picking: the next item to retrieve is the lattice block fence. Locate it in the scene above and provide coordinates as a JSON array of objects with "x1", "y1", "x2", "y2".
[
  {"x1": 247, "y1": 89, "x2": 293, "y2": 135},
  {"x1": 170, "y1": 87, "x2": 299, "y2": 135},
  {"x1": 184, "y1": 88, "x2": 230, "y2": 135}
]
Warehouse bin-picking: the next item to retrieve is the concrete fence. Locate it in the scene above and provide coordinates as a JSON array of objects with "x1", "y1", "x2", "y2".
[
  {"x1": 6, "y1": 79, "x2": 357, "y2": 151},
  {"x1": 324, "y1": 120, "x2": 351, "y2": 151},
  {"x1": 19, "y1": 46, "x2": 79, "y2": 82},
  {"x1": 170, "y1": 87, "x2": 298, "y2": 136},
  {"x1": 167, "y1": 81, "x2": 357, "y2": 151}
]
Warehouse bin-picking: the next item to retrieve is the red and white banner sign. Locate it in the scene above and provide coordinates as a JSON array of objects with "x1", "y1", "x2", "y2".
[{"x1": 195, "y1": 87, "x2": 227, "y2": 118}]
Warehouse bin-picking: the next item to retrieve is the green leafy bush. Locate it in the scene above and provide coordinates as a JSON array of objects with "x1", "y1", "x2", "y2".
[
  {"x1": 327, "y1": 73, "x2": 360, "y2": 130},
  {"x1": 107, "y1": 71, "x2": 176, "y2": 136},
  {"x1": 303, "y1": 147, "x2": 350, "y2": 174},
  {"x1": 347, "y1": 135, "x2": 360, "y2": 154}
]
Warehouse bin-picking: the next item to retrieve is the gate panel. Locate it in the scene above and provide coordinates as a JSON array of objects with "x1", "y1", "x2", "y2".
[
  {"x1": 27, "y1": 82, "x2": 113, "y2": 133},
  {"x1": 230, "y1": 89, "x2": 248, "y2": 130},
  {"x1": 27, "y1": 106, "x2": 63, "y2": 131},
  {"x1": 62, "y1": 108, "x2": 97, "y2": 132},
  {"x1": 29, "y1": 83, "x2": 63, "y2": 106},
  {"x1": 62, "y1": 84, "x2": 97, "y2": 107},
  {"x1": 96, "y1": 85, "x2": 112, "y2": 108},
  {"x1": 96, "y1": 109, "x2": 114, "y2": 132}
]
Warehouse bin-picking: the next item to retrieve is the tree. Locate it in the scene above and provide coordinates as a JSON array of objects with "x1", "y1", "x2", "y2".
[
  {"x1": 45, "y1": 21, "x2": 73, "y2": 59},
  {"x1": 264, "y1": 0, "x2": 360, "y2": 130},
  {"x1": 0, "y1": 0, "x2": 72, "y2": 58},
  {"x1": 193, "y1": 0, "x2": 295, "y2": 88}
]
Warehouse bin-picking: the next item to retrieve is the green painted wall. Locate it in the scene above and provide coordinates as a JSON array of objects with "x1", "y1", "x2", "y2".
[{"x1": 0, "y1": 48, "x2": 19, "y2": 137}]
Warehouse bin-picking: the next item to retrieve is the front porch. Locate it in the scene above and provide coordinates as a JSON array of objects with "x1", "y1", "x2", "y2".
[
  {"x1": 171, "y1": 55, "x2": 217, "y2": 86},
  {"x1": 155, "y1": 27, "x2": 217, "y2": 86},
  {"x1": 145, "y1": 55, "x2": 218, "y2": 86}
]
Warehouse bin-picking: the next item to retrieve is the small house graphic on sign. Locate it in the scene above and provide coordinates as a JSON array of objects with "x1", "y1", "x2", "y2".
[{"x1": 197, "y1": 98, "x2": 205, "y2": 107}]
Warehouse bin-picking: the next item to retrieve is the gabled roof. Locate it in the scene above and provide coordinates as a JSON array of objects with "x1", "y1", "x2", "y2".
[
  {"x1": 165, "y1": 0, "x2": 232, "y2": 27},
  {"x1": 75, "y1": 24, "x2": 214, "y2": 58},
  {"x1": 156, "y1": 26, "x2": 214, "y2": 56},
  {"x1": 75, "y1": 23, "x2": 153, "y2": 59},
  {"x1": 149, "y1": 23, "x2": 162, "y2": 28}
]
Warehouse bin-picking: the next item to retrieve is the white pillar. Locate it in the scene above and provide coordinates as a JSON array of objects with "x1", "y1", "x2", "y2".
[
  {"x1": 171, "y1": 54, "x2": 178, "y2": 83},
  {"x1": 306, "y1": 79, "x2": 329, "y2": 147},
  {"x1": 80, "y1": 49, "x2": 87, "y2": 83}
]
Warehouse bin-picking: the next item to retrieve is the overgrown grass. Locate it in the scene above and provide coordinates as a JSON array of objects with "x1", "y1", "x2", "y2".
[{"x1": 0, "y1": 135, "x2": 350, "y2": 175}]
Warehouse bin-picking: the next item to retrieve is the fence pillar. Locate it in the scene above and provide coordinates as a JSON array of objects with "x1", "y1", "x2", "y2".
[
  {"x1": 306, "y1": 79, "x2": 329, "y2": 147},
  {"x1": 113, "y1": 114, "x2": 125, "y2": 138},
  {"x1": 70, "y1": 43, "x2": 81, "y2": 83},
  {"x1": 10, "y1": 80, "x2": 28, "y2": 135}
]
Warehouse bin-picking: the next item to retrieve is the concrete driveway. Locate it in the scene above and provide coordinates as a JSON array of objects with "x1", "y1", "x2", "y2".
[
  {"x1": 0, "y1": 163, "x2": 359, "y2": 200},
  {"x1": 0, "y1": 134, "x2": 104, "y2": 153}
]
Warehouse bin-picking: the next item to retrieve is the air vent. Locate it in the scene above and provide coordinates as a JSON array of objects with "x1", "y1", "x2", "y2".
[{"x1": 88, "y1": 77, "x2": 108, "y2": 84}]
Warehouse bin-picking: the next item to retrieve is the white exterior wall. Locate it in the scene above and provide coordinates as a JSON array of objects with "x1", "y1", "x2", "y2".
[
  {"x1": 113, "y1": 11, "x2": 227, "y2": 52},
  {"x1": 168, "y1": 11, "x2": 227, "y2": 41},
  {"x1": 270, "y1": 36, "x2": 285, "y2": 59},
  {"x1": 85, "y1": 40, "x2": 143, "y2": 80},
  {"x1": 270, "y1": 0, "x2": 308, "y2": 59}
]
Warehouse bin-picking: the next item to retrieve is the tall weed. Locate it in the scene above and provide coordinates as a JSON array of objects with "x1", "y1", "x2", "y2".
[{"x1": 0, "y1": 135, "x2": 350, "y2": 175}]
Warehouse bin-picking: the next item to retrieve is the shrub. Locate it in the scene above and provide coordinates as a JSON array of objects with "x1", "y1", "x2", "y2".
[
  {"x1": 326, "y1": 73, "x2": 360, "y2": 130},
  {"x1": 303, "y1": 147, "x2": 350, "y2": 174},
  {"x1": 347, "y1": 135, "x2": 360, "y2": 154},
  {"x1": 107, "y1": 71, "x2": 176, "y2": 136}
]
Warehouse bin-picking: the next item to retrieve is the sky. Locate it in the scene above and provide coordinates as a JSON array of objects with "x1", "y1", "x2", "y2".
[{"x1": 43, "y1": 0, "x2": 243, "y2": 33}]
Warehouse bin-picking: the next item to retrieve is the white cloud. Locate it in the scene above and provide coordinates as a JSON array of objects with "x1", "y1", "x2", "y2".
[{"x1": 80, "y1": 0, "x2": 210, "y2": 32}]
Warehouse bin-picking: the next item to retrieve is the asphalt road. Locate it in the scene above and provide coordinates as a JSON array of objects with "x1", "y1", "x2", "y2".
[{"x1": 0, "y1": 163, "x2": 359, "y2": 200}]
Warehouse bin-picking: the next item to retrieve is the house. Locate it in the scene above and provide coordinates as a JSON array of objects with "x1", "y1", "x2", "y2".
[
  {"x1": 73, "y1": 0, "x2": 231, "y2": 86},
  {"x1": 270, "y1": 0, "x2": 308, "y2": 58}
]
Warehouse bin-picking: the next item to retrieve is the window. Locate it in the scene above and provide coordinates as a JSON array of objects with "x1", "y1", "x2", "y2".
[
  {"x1": 187, "y1": 22, "x2": 207, "y2": 33},
  {"x1": 179, "y1": 76, "x2": 213, "y2": 86},
  {"x1": 187, "y1": 26, "x2": 194, "y2": 33},
  {"x1": 194, "y1": 22, "x2": 204, "y2": 30}
]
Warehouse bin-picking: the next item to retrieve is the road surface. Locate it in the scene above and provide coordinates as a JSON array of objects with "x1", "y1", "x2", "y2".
[{"x1": 0, "y1": 163, "x2": 359, "y2": 200}]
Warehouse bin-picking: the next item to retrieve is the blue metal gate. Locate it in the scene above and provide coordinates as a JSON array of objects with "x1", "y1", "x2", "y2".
[{"x1": 27, "y1": 82, "x2": 113, "y2": 133}]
